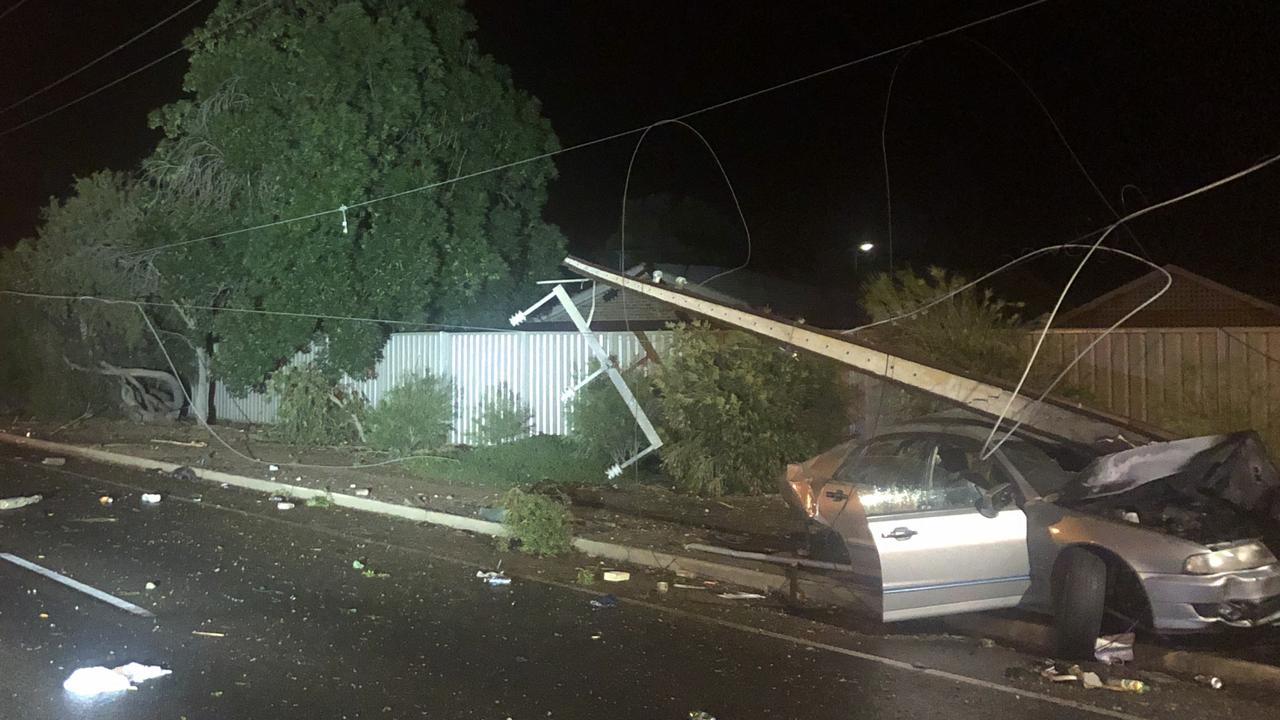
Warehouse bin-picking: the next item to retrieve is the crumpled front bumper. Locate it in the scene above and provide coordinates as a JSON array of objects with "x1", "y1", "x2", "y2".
[{"x1": 1141, "y1": 563, "x2": 1280, "y2": 631}]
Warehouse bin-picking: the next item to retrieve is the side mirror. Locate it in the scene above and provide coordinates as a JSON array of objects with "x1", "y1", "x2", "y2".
[{"x1": 976, "y1": 482, "x2": 1014, "y2": 518}]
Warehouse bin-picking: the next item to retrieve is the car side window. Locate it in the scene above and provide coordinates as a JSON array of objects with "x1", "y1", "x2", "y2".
[{"x1": 836, "y1": 437, "x2": 967, "y2": 516}]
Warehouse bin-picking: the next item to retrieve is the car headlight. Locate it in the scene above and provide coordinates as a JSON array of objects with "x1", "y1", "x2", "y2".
[{"x1": 1184, "y1": 541, "x2": 1277, "y2": 575}]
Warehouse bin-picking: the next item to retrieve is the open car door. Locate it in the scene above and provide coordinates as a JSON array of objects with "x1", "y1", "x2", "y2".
[{"x1": 818, "y1": 435, "x2": 1032, "y2": 621}]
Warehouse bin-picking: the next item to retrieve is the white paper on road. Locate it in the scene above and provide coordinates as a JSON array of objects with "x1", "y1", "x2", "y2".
[
  {"x1": 0, "y1": 552, "x2": 156, "y2": 618},
  {"x1": 63, "y1": 663, "x2": 172, "y2": 697}
]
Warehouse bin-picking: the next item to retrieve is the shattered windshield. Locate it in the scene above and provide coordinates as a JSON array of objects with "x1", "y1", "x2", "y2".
[{"x1": 999, "y1": 441, "x2": 1077, "y2": 496}]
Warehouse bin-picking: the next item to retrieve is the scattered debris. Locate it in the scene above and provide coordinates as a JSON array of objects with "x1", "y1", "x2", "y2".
[
  {"x1": 689, "y1": 712, "x2": 717, "y2": 720},
  {"x1": 352, "y1": 559, "x2": 366, "y2": 570},
  {"x1": 978, "y1": 638, "x2": 996, "y2": 649},
  {"x1": 150, "y1": 439, "x2": 207, "y2": 448},
  {"x1": 191, "y1": 630, "x2": 226, "y2": 638},
  {"x1": 145, "y1": 582, "x2": 157, "y2": 591},
  {"x1": 656, "y1": 581, "x2": 670, "y2": 593},
  {"x1": 717, "y1": 592, "x2": 766, "y2": 600},
  {"x1": 141, "y1": 493, "x2": 162, "y2": 504},
  {"x1": 589, "y1": 594, "x2": 618, "y2": 609},
  {"x1": 672, "y1": 583, "x2": 707, "y2": 590},
  {"x1": 575, "y1": 568, "x2": 596, "y2": 586},
  {"x1": 476, "y1": 570, "x2": 512, "y2": 586},
  {"x1": 268, "y1": 464, "x2": 280, "y2": 472},
  {"x1": 354, "y1": 488, "x2": 372, "y2": 497},
  {"x1": 602, "y1": 571, "x2": 630, "y2": 583},
  {"x1": 276, "y1": 502, "x2": 295, "y2": 511},
  {"x1": 1194, "y1": 674, "x2": 1224, "y2": 690},
  {"x1": 1105, "y1": 678, "x2": 1148, "y2": 694},
  {"x1": 1081, "y1": 671, "x2": 1103, "y2": 689},
  {"x1": 99, "y1": 495, "x2": 114, "y2": 506},
  {"x1": 0, "y1": 494, "x2": 42, "y2": 510},
  {"x1": 1094, "y1": 633, "x2": 1135, "y2": 664},
  {"x1": 63, "y1": 663, "x2": 172, "y2": 697},
  {"x1": 41, "y1": 457, "x2": 66, "y2": 466},
  {"x1": 39, "y1": 612, "x2": 49, "y2": 620},
  {"x1": 1039, "y1": 665, "x2": 1077, "y2": 683},
  {"x1": 171, "y1": 466, "x2": 197, "y2": 482},
  {"x1": 68, "y1": 517, "x2": 117, "y2": 523},
  {"x1": 352, "y1": 559, "x2": 389, "y2": 578}
]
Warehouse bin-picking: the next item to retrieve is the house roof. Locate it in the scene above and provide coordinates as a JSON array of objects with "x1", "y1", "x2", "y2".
[{"x1": 1056, "y1": 264, "x2": 1280, "y2": 328}]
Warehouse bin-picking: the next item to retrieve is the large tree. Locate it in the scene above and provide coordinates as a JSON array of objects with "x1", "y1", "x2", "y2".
[{"x1": 144, "y1": 0, "x2": 566, "y2": 391}]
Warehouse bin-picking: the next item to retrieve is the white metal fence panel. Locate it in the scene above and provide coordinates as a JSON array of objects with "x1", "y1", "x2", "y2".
[{"x1": 211, "y1": 330, "x2": 671, "y2": 443}]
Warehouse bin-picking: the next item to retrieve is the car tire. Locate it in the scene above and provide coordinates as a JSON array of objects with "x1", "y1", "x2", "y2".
[{"x1": 1053, "y1": 547, "x2": 1107, "y2": 659}]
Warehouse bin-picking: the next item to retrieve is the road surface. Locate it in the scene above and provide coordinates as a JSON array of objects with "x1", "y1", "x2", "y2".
[{"x1": 0, "y1": 445, "x2": 1273, "y2": 719}]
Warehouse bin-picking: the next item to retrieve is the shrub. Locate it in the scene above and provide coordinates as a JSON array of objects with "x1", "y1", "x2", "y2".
[
  {"x1": 655, "y1": 321, "x2": 849, "y2": 496},
  {"x1": 473, "y1": 383, "x2": 534, "y2": 445},
  {"x1": 268, "y1": 364, "x2": 365, "y2": 446},
  {"x1": 500, "y1": 488, "x2": 573, "y2": 556},
  {"x1": 365, "y1": 372, "x2": 454, "y2": 454},
  {"x1": 428, "y1": 435, "x2": 600, "y2": 487},
  {"x1": 568, "y1": 363, "x2": 660, "y2": 467}
]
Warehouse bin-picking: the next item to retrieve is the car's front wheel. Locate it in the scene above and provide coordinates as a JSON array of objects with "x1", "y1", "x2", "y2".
[{"x1": 1053, "y1": 547, "x2": 1107, "y2": 659}]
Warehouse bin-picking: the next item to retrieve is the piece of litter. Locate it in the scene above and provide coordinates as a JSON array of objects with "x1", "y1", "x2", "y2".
[
  {"x1": 141, "y1": 493, "x2": 162, "y2": 504},
  {"x1": 276, "y1": 502, "x2": 295, "y2": 511},
  {"x1": 63, "y1": 663, "x2": 171, "y2": 697},
  {"x1": 0, "y1": 494, "x2": 42, "y2": 510},
  {"x1": 145, "y1": 581, "x2": 157, "y2": 591},
  {"x1": 602, "y1": 571, "x2": 630, "y2": 583},
  {"x1": 476, "y1": 570, "x2": 511, "y2": 586},
  {"x1": 1191, "y1": 673, "x2": 1222, "y2": 690},
  {"x1": 354, "y1": 488, "x2": 371, "y2": 497},
  {"x1": 171, "y1": 466, "x2": 197, "y2": 482},
  {"x1": 63, "y1": 667, "x2": 132, "y2": 696},
  {"x1": 689, "y1": 712, "x2": 718, "y2": 720},
  {"x1": 1104, "y1": 678, "x2": 1148, "y2": 694},
  {"x1": 656, "y1": 581, "x2": 670, "y2": 593},
  {"x1": 99, "y1": 495, "x2": 114, "y2": 506},
  {"x1": 1094, "y1": 632, "x2": 1135, "y2": 664},
  {"x1": 268, "y1": 464, "x2": 280, "y2": 472},
  {"x1": 1080, "y1": 671, "x2": 1103, "y2": 689},
  {"x1": 717, "y1": 592, "x2": 766, "y2": 600},
  {"x1": 69, "y1": 517, "x2": 117, "y2": 523},
  {"x1": 589, "y1": 594, "x2": 618, "y2": 609},
  {"x1": 38, "y1": 612, "x2": 49, "y2": 619},
  {"x1": 151, "y1": 439, "x2": 207, "y2": 448},
  {"x1": 192, "y1": 630, "x2": 226, "y2": 638},
  {"x1": 978, "y1": 638, "x2": 996, "y2": 648},
  {"x1": 352, "y1": 559, "x2": 366, "y2": 570},
  {"x1": 672, "y1": 583, "x2": 707, "y2": 590},
  {"x1": 42, "y1": 457, "x2": 65, "y2": 466}
]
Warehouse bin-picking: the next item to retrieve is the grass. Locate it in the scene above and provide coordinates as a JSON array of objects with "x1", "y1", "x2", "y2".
[{"x1": 406, "y1": 435, "x2": 614, "y2": 489}]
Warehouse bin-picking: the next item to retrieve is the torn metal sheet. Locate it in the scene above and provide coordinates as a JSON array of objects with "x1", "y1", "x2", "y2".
[{"x1": 1063, "y1": 432, "x2": 1280, "y2": 523}]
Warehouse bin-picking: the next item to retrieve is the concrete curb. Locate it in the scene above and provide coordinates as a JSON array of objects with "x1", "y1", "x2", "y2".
[
  {"x1": 0, "y1": 431, "x2": 865, "y2": 607},
  {"x1": 7, "y1": 430, "x2": 1275, "y2": 691}
]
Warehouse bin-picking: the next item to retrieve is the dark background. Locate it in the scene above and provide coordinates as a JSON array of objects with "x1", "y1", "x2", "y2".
[{"x1": 2, "y1": 0, "x2": 1277, "y2": 312}]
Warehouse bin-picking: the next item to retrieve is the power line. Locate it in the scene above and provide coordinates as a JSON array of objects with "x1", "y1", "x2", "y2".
[
  {"x1": 1, "y1": 0, "x2": 207, "y2": 116},
  {"x1": 0, "y1": 0, "x2": 30, "y2": 24},
  {"x1": 126, "y1": 0, "x2": 1054, "y2": 258},
  {"x1": 0, "y1": 1, "x2": 270, "y2": 138},
  {"x1": 0, "y1": 289, "x2": 514, "y2": 333}
]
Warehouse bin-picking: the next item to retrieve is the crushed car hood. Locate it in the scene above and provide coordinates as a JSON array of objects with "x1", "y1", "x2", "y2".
[{"x1": 1060, "y1": 432, "x2": 1280, "y2": 534}]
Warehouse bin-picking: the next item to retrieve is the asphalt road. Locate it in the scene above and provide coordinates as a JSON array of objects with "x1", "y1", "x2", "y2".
[{"x1": 0, "y1": 446, "x2": 1275, "y2": 720}]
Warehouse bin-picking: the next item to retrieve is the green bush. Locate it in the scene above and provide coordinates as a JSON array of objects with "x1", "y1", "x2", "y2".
[
  {"x1": 500, "y1": 487, "x2": 573, "y2": 556},
  {"x1": 473, "y1": 383, "x2": 534, "y2": 445},
  {"x1": 426, "y1": 435, "x2": 600, "y2": 487},
  {"x1": 365, "y1": 372, "x2": 454, "y2": 455},
  {"x1": 568, "y1": 364, "x2": 660, "y2": 466},
  {"x1": 655, "y1": 321, "x2": 849, "y2": 496},
  {"x1": 268, "y1": 364, "x2": 365, "y2": 446}
]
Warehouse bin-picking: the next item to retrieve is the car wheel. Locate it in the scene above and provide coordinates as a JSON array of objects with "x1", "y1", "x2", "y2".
[{"x1": 1053, "y1": 547, "x2": 1107, "y2": 659}]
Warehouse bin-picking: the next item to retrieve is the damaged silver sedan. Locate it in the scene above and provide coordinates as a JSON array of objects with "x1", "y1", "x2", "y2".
[{"x1": 781, "y1": 416, "x2": 1280, "y2": 657}]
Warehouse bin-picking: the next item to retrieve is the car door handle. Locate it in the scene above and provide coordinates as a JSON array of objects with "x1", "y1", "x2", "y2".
[
  {"x1": 881, "y1": 527, "x2": 918, "y2": 541},
  {"x1": 824, "y1": 489, "x2": 849, "y2": 501}
]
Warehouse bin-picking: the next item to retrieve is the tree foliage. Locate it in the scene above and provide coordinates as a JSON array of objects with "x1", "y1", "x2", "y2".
[
  {"x1": 654, "y1": 322, "x2": 848, "y2": 496},
  {"x1": 142, "y1": 0, "x2": 565, "y2": 390},
  {"x1": 364, "y1": 372, "x2": 454, "y2": 454},
  {"x1": 473, "y1": 383, "x2": 533, "y2": 445},
  {"x1": 859, "y1": 266, "x2": 1026, "y2": 379},
  {"x1": 568, "y1": 363, "x2": 660, "y2": 466}
]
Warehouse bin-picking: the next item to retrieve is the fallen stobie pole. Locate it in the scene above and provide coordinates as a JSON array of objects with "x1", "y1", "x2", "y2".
[
  {"x1": 561, "y1": 255, "x2": 1170, "y2": 450},
  {"x1": 684, "y1": 543, "x2": 855, "y2": 572}
]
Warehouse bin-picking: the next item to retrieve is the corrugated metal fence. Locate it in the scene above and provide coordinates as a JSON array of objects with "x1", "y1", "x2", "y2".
[
  {"x1": 1031, "y1": 327, "x2": 1280, "y2": 445},
  {"x1": 212, "y1": 330, "x2": 671, "y2": 444}
]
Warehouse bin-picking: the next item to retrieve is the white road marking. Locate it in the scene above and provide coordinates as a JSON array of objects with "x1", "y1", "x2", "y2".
[{"x1": 0, "y1": 552, "x2": 155, "y2": 618}]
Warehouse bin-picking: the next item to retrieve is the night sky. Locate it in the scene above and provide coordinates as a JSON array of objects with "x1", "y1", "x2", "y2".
[{"x1": 2, "y1": 0, "x2": 1278, "y2": 313}]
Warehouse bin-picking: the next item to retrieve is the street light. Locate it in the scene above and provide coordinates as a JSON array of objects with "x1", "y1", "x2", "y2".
[
  {"x1": 858, "y1": 241, "x2": 875, "y2": 253},
  {"x1": 855, "y1": 241, "x2": 875, "y2": 273}
]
